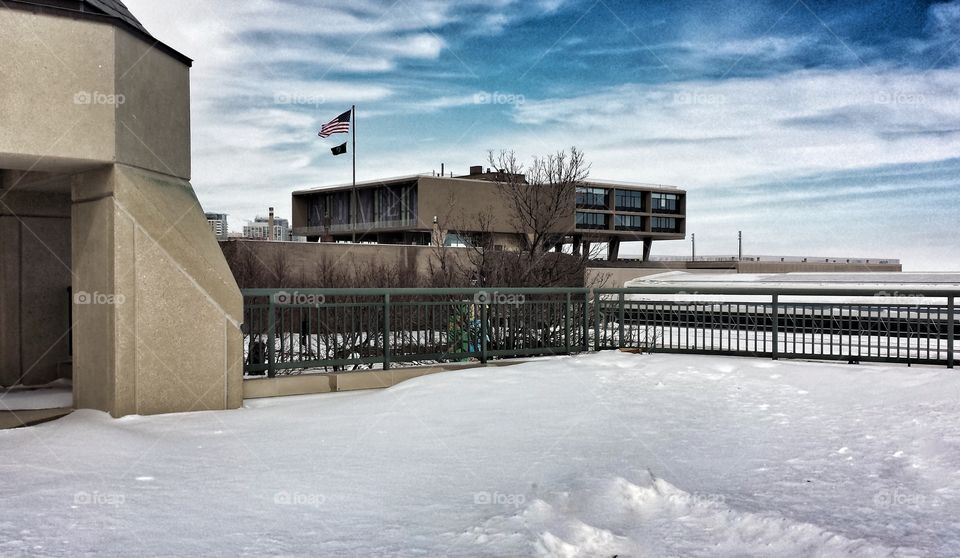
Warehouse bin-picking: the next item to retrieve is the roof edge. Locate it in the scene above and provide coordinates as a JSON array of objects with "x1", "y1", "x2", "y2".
[{"x1": 3, "y1": 1, "x2": 193, "y2": 66}]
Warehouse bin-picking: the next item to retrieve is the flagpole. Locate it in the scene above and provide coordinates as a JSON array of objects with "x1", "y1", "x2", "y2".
[{"x1": 351, "y1": 104, "x2": 357, "y2": 243}]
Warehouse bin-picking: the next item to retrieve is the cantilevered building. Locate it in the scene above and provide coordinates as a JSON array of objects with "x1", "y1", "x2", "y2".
[{"x1": 291, "y1": 166, "x2": 686, "y2": 261}]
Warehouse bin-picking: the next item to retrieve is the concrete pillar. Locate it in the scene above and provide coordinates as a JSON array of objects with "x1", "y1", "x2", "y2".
[
  {"x1": 572, "y1": 235, "x2": 582, "y2": 254},
  {"x1": 607, "y1": 238, "x2": 620, "y2": 261},
  {"x1": 582, "y1": 241, "x2": 592, "y2": 258},
  {"x1": 642, "y1": 238, "x2": 653, "y2": 262},
  {"x1": 71, "y1": 166, "x2": 243, "y2": 416}
]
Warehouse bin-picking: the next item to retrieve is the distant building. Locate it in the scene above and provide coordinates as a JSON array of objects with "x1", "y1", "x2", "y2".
[
  {"x1": 292, "y1": 165, "x2": 687, "y2": 261},
  {"x1": 205, "y1": 212, "x2": 229, "y2": 240},
  {"x1": 243, "y1": 215, "x2": 290, "y2": 241}
]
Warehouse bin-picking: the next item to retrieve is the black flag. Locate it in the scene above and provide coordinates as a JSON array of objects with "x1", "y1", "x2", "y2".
[{"x1": 331, "y1": 142, "x2": 347, "y2": 156}]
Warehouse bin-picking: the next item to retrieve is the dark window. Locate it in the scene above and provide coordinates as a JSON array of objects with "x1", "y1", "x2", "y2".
[
  {"x1": 615, "y1": 215, "x2": 644, "y2": 231},
  {"x1": 615, "y1": 189, "x2": 643, "y2": 212},
  {"x1": 651, "y1": 217, "x2": 678, "y2": 232},
  {"x1": 576, "y1": 211, "x2": 608, "y2": 230},
  {"x1": 651, "y1": 193, "x2": 679, "y2": 213},
  {"x1": 576, "y1": 186, "x2": 608, "y2": 209}
]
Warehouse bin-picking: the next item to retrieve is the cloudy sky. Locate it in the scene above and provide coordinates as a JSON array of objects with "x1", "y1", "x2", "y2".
[{"x1": 124, "y1": 0, "x2": 960, "y2": 270}]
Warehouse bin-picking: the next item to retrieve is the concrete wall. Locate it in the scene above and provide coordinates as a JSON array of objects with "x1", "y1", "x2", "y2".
[
  {"x1": 0, "y1": 191, "x2": 72, "y2": 386},
  {"x1": 221, "y1": 239, "x2": 462, "y2": 281},
  {"x1": 0, "y1": 8, "x2": 242, "y2": 415},
  {"x1": 0, "y1": 8, "x2": 116, "y2": 170},
  {"x1": 71, "y1": 166, "x2": 242, "y2": 415}
]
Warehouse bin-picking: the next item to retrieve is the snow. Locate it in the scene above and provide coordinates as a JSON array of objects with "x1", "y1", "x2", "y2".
[
  {"x1": 0, "y1": 383, "x2": 73, "y2": 410},
  {"x1": 2, "y1": 352, "x2": 959, "y2": 556}
]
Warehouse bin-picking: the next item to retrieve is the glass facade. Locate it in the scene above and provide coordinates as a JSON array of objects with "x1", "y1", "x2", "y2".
[
  {"x1": 575, "y1": 211, "x2": 608, "y2": 230},
  {"x1": 651, "y1": 217, "x2": 678, "y2": 232},
  {"x1": 615, "y1": 189, "x2": 643, "y2": 212},
  {"x1": 651, "y1": 192, "x2": 679, "y2": 213},
  {"x1": 576, "y1": 186, "x2": 608, "y2": 209},
  {"x1": 307, "y1": 184, "x2": 417, "y2": 228},
  {"x1": 615, "y1": 214, "x2": 643, "y2": 231}
]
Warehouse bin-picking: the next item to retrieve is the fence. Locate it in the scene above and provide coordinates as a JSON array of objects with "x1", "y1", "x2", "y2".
[{"x1": 241, "y1": 286, "x2": 956, "y2": 376}]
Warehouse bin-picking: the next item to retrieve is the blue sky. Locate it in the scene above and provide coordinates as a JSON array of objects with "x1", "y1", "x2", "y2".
[{"x1": 125, "y1": 0, "x2": 960, "y2": 270}]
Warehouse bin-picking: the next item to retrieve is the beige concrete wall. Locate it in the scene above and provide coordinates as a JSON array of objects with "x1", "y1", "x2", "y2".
[
  {"x1": 72, "y1": 166, "x2": 243, "y2": 416},
  {"x1": 0, "y1": 9, "x2": 116, "y2": 169},
  {"x1": 0, "y1": 191, "x2": 72, "y2": 387},
  {"x1": 0, "y1": 9, "x2": 190, "y2": 178},
  {"x1": 0, "y1": 9, "x2": 241, "y2": 415},
  {"x1": 114, "y1": 29, "x2": 191, "y2": 179}
]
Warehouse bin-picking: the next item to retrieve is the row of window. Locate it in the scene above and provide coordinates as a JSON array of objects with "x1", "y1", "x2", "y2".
[
  {"x1": 652, "y1": 193, "x2": 679, "y2": 213},
  {"x1": 651, "y1": 217, "x2": 678, "y2": 232},
  {"x1": 575, "y1": 211, "x2": 607, "y2": 229},
  {"x1": 307, "y1": 185, "x2": 418, "y2": 227},
  {"x1": 576, "y1": 187, "x2": 681, "y2": 214},
  {"x1": 575, "y1": 187, "x2": 607, "y2": 209},
  {"x1": 576, "y1": 212, "x2": 681, "y2": 232}
]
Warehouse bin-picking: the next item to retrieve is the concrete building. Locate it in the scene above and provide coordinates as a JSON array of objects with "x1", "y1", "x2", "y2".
[
  {"x1": 291, "y1": 166, "x2": 687, "y2": 261},
  {"x1": 205, "y1": 212, "x2": 229, "y2": 240},
  {"x1": 0, "y1": 1, "x2": 242, "y2": 416},
  {"x1": 244, "y1": 215, "x2": 291, "y2": 241}
]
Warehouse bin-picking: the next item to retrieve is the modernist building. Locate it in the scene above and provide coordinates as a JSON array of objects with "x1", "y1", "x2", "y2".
[
  {"x1": 0, "y1": 0, "x2": 242, "y2": 416},
  {"x1": 292, "y1": 166, "x2": 686, "y2": 260},
  {"x1": 205, "y1": 212, "x2": 229, "y2": 240}
]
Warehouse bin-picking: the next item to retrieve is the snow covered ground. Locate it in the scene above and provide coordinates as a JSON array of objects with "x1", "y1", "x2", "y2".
[
  {"x1": 1, "y1": 352, "x2": 958, "y2": 557},
  {"x1": 0, "y1": 383, "x2": 73, "y2": 411}
]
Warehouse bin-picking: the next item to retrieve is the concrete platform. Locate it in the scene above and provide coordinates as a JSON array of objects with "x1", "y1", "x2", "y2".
[
  {"x1": 0, "y1": 408, "x2": 72, "y2": 429},
  {"x1": 244, "y1": 359, "x2": 531, "y2": 399}
]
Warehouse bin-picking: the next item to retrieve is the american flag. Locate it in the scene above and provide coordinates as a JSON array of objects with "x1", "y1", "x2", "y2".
[{"x1": 318, "y1": 109, "x2": 351, "y2": 138}]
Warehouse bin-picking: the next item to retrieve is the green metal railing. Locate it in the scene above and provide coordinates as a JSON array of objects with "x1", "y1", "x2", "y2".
[{"x1": 241, "y1": 286, "x2": 958, "y2": 376}]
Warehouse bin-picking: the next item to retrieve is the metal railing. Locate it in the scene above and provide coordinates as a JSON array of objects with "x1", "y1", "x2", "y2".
[{"x1": 241, "y1": 286, "x2": 957, "y2": 377}]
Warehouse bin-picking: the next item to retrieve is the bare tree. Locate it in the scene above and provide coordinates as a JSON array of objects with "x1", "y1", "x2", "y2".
[
  {"x1": 488, "y1": 147, "x2": 590, "y2": 256},
  {"x1": 471, "y1": 147, "x2": 594, "y2": 287}
]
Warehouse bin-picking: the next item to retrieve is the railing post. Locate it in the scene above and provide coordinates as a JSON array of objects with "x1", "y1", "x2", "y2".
[
  {"x1": 618, "y1": 292, "x2": 626, "y2": 348},
  {"x1": 564, "y1": 293, "x2": 571, "y2": 354},
  {"x1": 383, "y1": 293, "x2": 391, "y2": 370},
  {"x1": 582, "y1": 291, "x2": 590, "y2": 352},
  {"x1": 948, "y1": 296, "x2": 955, "y2": 369},
  {"x1": 267, "y1": 294, "x2": 276, "y2": 378},
  {"x1": 480, "y1": 301, "x2": 488, "y2": 364},
  {"x1": 594, "y1": 290, "x2": 601, "y2": 352},
  {"x1": 771, "y1": 293, "x2": 779, "y2": 361}
]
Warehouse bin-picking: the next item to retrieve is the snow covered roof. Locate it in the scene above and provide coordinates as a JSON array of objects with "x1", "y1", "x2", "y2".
[{"x1": 624, "y1": 271, "x2": 960, "y2": 298}]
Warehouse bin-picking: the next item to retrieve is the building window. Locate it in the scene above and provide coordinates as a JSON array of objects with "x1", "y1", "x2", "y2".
[
  {"x1": 615, "y1": 189, "x2": 643, "y2": 212},
  {"x1": 651, "y1": 217, "x2": 678, "y2": 232},
  {"x1": 576, "y1": 186, "x2": 608, "y2": 209},
  {"x1": 576, "y1": 211, "x2": 608, "y2": 230},
  {"x1": 651, "y1": 192, "x2": 679, "y2": 213},
  {"x1": 615, "y1": 215, "x2": 643, "y2": 231}
]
